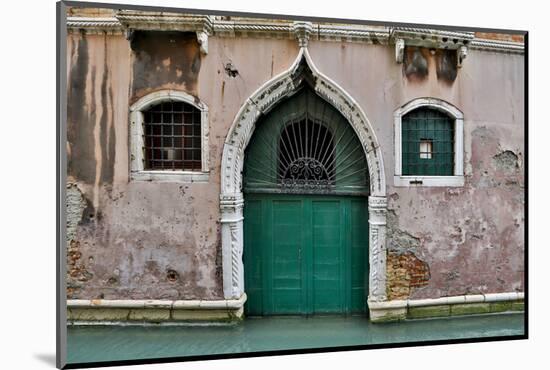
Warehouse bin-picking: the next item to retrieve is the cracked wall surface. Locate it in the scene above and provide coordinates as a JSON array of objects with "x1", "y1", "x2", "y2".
[
  {"x1": 384, "y1": 124, "x2": 524, "y2": 299},
  {"x1": 66, "y1": 30, "x2": 299, "y2": 300},
  {"x1": 309, "y1": 41, "x2": 524, "y2": 300},
  {"x1": 66, "y1": 21, "x2": 524, "y2": 302}
]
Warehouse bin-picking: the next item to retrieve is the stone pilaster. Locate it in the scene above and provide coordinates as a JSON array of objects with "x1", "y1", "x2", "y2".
[
  {"x1": 220, "y1": 193, "x2": 245, "y2": 299},
  {"x1": 368, "y1": 195, "x2": 388, "y2": 302}
]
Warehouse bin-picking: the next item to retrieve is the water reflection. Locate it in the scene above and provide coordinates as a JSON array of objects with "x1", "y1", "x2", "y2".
[{"x1": 67, "y1": 313, "x2": 524, "y2": 364}]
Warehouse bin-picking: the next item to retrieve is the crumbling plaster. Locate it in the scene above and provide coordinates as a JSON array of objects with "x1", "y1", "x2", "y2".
[
  {"x1": 66, "y1": 32, "x2": 301, "y2": 300},
  {"x1": 306, "y1": 41, "x2": 524, "y2": 299}
]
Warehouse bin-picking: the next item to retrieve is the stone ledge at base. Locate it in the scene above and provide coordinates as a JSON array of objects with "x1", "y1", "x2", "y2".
[
  {"x1": 67, "y1": 294, "x2": 246, "y2": 325},
  {"x1": 368, "y1": 292, "x2": 524, "y2": 323}
]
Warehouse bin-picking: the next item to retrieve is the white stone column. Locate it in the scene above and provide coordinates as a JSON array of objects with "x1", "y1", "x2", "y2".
[
  {"x1": 368, "y1": 195, "x2": 388, "y2": 302},
  {"x1": 220, "y1": 193, "x2": 245, "y2": 299}
]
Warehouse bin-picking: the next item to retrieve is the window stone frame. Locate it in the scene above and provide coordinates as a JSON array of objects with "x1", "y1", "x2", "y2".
[
  {"x1": 394, "y1": 98, "x2": 464, "y2": 187},
  {"x1": 129, "y1": 90, "x2": 210, "y2": 182}
]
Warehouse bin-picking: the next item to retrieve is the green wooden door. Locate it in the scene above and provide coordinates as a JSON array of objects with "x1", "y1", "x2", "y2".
[
  {"x1": 243, "y1": 86, "x2": 369, "y2": 316},
  {"x1": 244, "y1": 194, "x2": 368, "y2": 315}
]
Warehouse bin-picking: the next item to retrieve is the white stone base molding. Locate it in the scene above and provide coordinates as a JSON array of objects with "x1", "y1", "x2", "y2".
[
  {"x1": 368, "y1": 292, "x2": 525, "y2": 323},
  {"x1": 67, "y1": 294, "x2": 247, "y2": 325}
]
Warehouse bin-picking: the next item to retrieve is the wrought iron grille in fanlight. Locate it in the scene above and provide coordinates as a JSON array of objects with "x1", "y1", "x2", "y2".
[
  {"x1": 243, "y1": 86, "x2": 369, "y2": 195},
  {"x1": 278, "y1": 119, "x2": 335, "y2": 191}
]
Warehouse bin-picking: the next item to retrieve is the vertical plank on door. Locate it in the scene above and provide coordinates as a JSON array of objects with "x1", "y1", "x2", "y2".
[
  {"x1": 350, "y1": 198, "x2": 368, "y2": 313},
  {"x1": 271, "y1": 199, "x2": 303, "y2": 314},
  {"x1": 312, "y1": 199, "x2": 342, "y2": 313},
  {"x1": 244, "y1": 199, "x2": 263, "y2": 315}
]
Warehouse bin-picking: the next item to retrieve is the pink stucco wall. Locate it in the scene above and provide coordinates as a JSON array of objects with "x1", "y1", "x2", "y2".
[{"x1": 66, "y1": 27, "x2": 524, "y2": 301}]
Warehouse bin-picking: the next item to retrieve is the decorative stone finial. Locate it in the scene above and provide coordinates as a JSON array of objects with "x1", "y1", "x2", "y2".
[{"x1": 292, "y1": 21, "x2": 314, "y2": 48}]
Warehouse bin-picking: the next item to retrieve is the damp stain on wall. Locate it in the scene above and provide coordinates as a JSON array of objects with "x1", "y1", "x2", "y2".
[
  {"x1": 67, "y1": 33, "x2": 116, "y2": 186},
  {"x1": 99, "y1": 36, "x2": 116, "y2": 184},
  {"x1": 403, "y1": 46, "x2": 458, "y2": 84},
  {"x1": 130, "y1": 31, "x2": 202, "y2": 102},
  {"x1": 403, "y1": 46, "x2": 429, "y2": 81},
  {"x1": 67, "y1": 33, "x2": 96, "y2": 184},
  {"x1": 435, "y1": 49, "x2": 458, "y2": 83}
]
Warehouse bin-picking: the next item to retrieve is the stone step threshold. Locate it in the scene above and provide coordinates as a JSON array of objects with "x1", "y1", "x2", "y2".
[
  {"x1": 368, "y1": 292, "x2": 524, "y2": 323},
  {"x1": 66, "y1": 292, "x2": 524, "y2": 325}
]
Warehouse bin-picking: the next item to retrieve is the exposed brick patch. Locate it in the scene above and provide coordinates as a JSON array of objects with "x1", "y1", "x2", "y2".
[
  {"x1": 387, "y1": 251, "x2": 430, "y2": 300},
  {"x1": 66, "y1": 183, "x2": 86, "y2": 242},
  {"x1": 475, "y1": 32, "x2": 524, "y2": 43},
  {"x1": 493, "y1": 150, "x2": 519, "y2": 173},
  {"x1": 387, "y1": 210, "x2": 421, "y2": 254},
  {"x1": 67, "y1": 239, "x2": 93, "y2": 298}
]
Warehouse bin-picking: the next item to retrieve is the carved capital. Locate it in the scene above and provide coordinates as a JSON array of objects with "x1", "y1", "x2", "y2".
[
  {"x1": 220, "y1": 193, "x2": 244, "y2": 222},
  {"x1": 368, "y1": 195, "x2": 388, "y2": 209},
  {"x1": 368, "y1": 195, "x2": 388, "y2": 226},
  {"x1": 292, "y1": 21, "x2": 314, "y2": 48}
]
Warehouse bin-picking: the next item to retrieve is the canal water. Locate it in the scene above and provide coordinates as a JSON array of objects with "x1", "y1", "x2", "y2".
[{"x1": 67, "y1": 313, "x2": 524, "y2": 365}]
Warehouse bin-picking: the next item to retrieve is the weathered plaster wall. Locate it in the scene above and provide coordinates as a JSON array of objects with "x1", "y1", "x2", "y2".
[
  {"x1": 66, "y1": 29, "x2": 523, "y2": 301},
  {"x1": 308, "y1": 41, "x2": 524, "y2": 299},
  {"x1": 66, "y1": 32, "x2": 299, "y2": 300},
  {"x1": 129, "y1": 31, "x2": 202, "y2": 103}
]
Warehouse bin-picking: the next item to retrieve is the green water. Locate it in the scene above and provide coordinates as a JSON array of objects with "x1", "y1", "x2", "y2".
[{"x1": 67, "y1": 313, "x2": 525, "y2": 364}]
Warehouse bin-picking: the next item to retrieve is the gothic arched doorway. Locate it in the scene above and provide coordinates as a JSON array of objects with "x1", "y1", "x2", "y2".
[{"x1": 243, "y1": 86, "x2": 370, "y2": 315}]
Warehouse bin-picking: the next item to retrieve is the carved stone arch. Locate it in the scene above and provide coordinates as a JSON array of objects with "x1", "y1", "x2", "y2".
[
  {"x1": 221, "y1": 48, "x2": 386, "y2": 197},
  {"x1": 220, "y1": 47, "x2": 388, "y2": 309}
]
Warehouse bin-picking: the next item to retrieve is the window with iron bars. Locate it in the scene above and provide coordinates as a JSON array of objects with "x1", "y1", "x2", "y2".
[
  {"x1": 142, "y1": 101, "x2": 202, "y2": 171},
  {"x1": 402, "y1": 107, "x2": 454, "y2": 176}
]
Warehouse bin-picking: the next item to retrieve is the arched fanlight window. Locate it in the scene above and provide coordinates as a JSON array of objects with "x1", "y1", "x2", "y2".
[
  {"x1": 244, "y1": 87, "x2": 369, "y2": 195},
  {"x1": 278, "y1": 118, "x2": 335, "y2": 188}
]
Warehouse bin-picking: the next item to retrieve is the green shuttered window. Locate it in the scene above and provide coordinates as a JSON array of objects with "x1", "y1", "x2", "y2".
[{"x1": 402, "y1": 107, "x2": 454, "y2": 176}]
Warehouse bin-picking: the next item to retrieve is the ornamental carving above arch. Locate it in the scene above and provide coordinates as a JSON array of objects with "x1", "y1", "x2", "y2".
[{"x1": 221, "y1": 47, "x2": 386, "y2": 198}]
